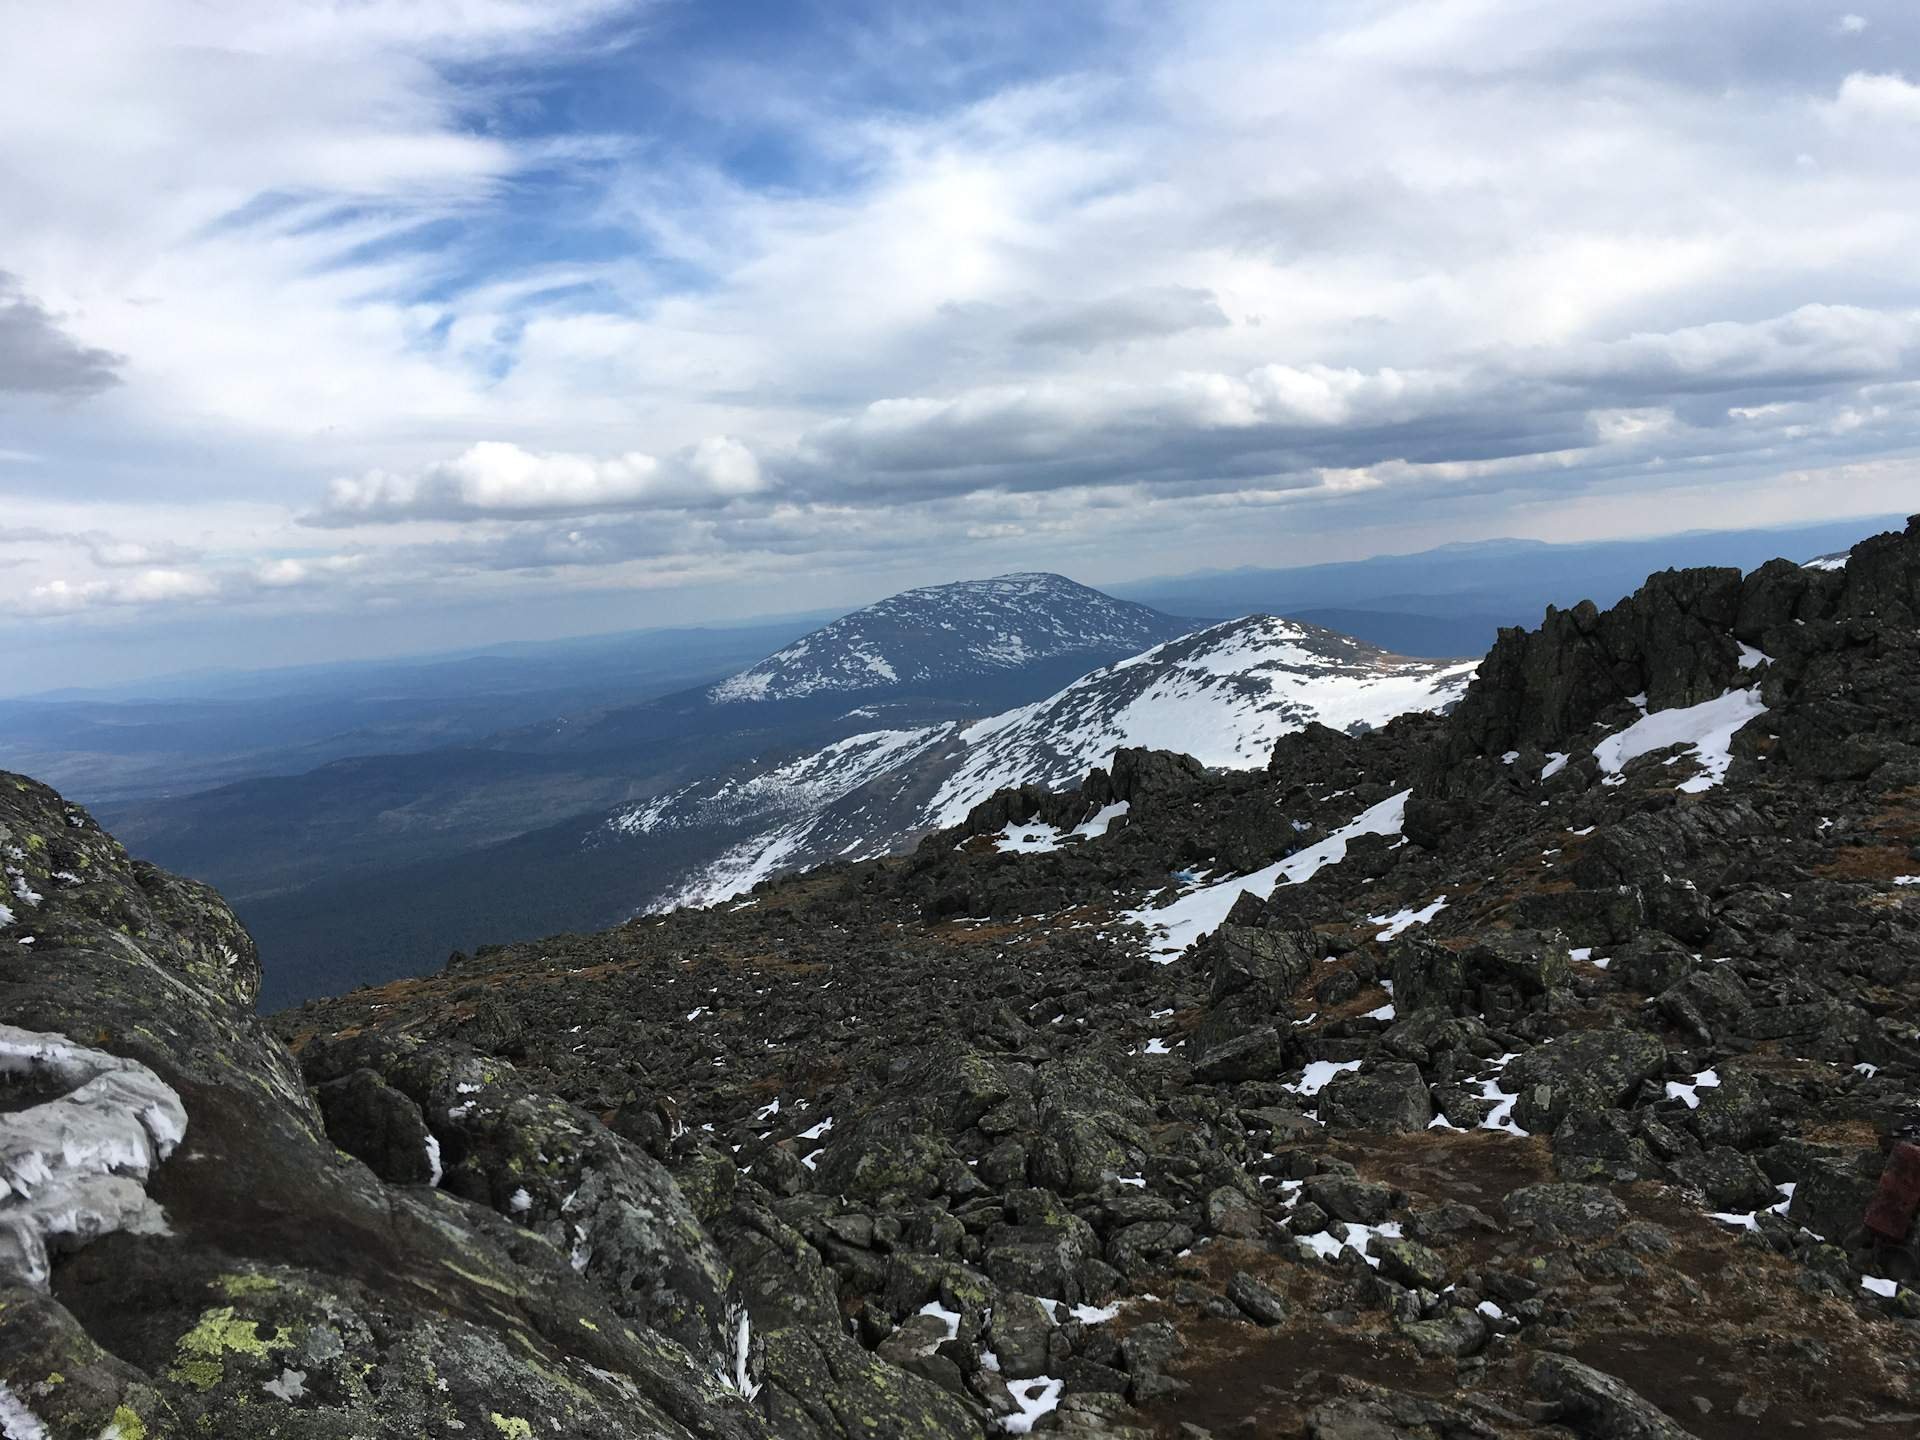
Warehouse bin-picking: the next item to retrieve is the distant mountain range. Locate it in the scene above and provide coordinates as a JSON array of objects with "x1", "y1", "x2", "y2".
[{"x1": 1110, "y1": 515, "x2": 1904, "y2": 656}]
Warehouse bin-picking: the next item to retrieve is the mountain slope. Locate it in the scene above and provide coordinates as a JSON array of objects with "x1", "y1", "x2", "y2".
[
  {"x1": 251, "y1": 516, "x2": 1920, "y2": 1440},
  {"x1": 605, "y1": 614, "x2": 1475, "y2": 912},
  {"x1": 707, "y1": 572, "x2": 1192, "y2": 703}
]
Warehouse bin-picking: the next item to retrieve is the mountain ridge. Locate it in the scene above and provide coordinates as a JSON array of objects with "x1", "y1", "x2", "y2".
[{"x1": 603, "y1": 613, "x2": 1475, "y2": 914}]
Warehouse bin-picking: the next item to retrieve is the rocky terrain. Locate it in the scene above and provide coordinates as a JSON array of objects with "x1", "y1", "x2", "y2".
[{"x1": 6, "y1": 518, "x2": 1920, "y2": 1438}]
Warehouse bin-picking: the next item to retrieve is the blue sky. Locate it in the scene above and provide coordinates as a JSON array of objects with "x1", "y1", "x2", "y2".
[{"x1": 2, "y1": 1, "x2": 1919, "y2": 686}]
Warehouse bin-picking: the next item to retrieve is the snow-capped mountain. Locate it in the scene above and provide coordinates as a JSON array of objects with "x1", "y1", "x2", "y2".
[
  {"x1": 920, "y1": 616, "x2": 1477, "y2": 828},
  {"x1": 604, "y1": 614, "x2": 1476, "y2": 911},
  {"x1": 707, "y1": 572, "x2": 1190, "y2": 703}
]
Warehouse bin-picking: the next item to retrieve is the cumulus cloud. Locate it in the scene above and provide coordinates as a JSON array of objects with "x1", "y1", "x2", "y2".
[
  {"x1": 20, "y1": 568, "x2": 219, "y2": 615},
  {"x1": 0, "y1": 273, "x2": 123, "y2": 396},
  {"x1": 1827, "y1": 71, "x2": 1920, "y2": 123}
]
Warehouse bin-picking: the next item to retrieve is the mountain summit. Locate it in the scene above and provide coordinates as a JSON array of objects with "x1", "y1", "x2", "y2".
[{"x1": 707, "y1": 572, "x2": 1190, "y2": 703}]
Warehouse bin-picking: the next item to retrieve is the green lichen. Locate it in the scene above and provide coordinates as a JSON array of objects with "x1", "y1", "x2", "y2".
[
  {"x1": 490, "y1": 1415, "x2": 534, "y2": 1439},
  {"x1": 442, "y1": 1258, "x2": 524, "y2": 1296},
  {"x1": 168, "y1": 1304, "x2": 293, "y2": 1390},
  {"x1": 102, "y1": 1405, "x2": 148, "y2": 1440}
]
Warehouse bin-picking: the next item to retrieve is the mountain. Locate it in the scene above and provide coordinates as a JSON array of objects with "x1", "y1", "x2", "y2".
[
  {"x1": 13, "y1": 516, "x2": 1919, "y2": 1439},
  {"x1": 138, "y1": 574, "x2": 1194, "y2": 1001},
  {"x1": 707, "y1": 572, "x2": 1189, "y2": 704},
  {"x1": 603, "y1": 614, "x2": 1477, "y2": 913}
]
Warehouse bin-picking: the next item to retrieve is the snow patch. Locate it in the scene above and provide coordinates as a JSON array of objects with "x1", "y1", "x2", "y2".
[
  {"x1": 1594, "y1": 688, "x2": 1766, "y2": 794},
  {"x1": 1665, "y1": 1069, "x2": 1720, "y2": 1109},
  {"x1": 1370, "y1": 894, "x2": 1447, "y2": 942},
  {"x1": 0, "y1": 1024, "x2": 188, "y2": 1291},
  {"x1": 1002, "y1": 1376, "x2": 1064, "y2": 1433},
  {"x1": 1286, "y1": 1059, "x2": 1363, "y2": 1097}
]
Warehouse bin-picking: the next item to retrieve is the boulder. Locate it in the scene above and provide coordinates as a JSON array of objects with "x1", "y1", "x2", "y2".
[
  {"x1": 1319, "y1": 1063, "x2": 1434, "y2": 1133},
  {"x1": 1529, "y1": 1354, "x2": 1700, "y2": 1439},
  {"x1": 1505, "y1": 1183, "x2": 1627, "y2": 1239},
  {"x1": 1226, "y1": 1271, "x2": 1290, "y2": 1325}
]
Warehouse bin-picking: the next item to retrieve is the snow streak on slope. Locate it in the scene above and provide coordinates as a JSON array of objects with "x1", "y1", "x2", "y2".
[
  {"x1": 1124, "y1": 790, "x2": 1411, "y2": 961},
  {"x1": 708, "y1": 573, "x2": 1188, "y2": 703},
  {"x1": 608, "y1": 726, "x2": 955, "y2": 841},
  {"x1": 926, "y1": 617, "x2": 1476, "y2": 827}
]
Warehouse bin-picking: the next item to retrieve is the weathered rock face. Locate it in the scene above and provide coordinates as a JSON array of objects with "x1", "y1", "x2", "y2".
[
  {"x1": 13, "y1": 516, "x2": 1920, "y2": 1440},
  {"x1": 0, "y1": 773, "x2": 970, "y2": 1440}
]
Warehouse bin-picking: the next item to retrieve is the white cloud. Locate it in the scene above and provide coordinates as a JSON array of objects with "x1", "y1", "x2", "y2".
[
  {"x1": 21, "y1": 568, "x2": 220, "y2": 615},
  {"x1": 310, "y1": 438, "x2": 767, "y2": 524},
  {"x1": 1828, "y1": 71, "x2": 1920, "y2": 123},
  {"x1": 6, "y1": 0, "x2": 1920, "y2": 652}
]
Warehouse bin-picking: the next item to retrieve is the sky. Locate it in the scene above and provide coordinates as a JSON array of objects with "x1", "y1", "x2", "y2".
[{"x1": 2, "y1": 0, "x2": 1918, "y2": 688}]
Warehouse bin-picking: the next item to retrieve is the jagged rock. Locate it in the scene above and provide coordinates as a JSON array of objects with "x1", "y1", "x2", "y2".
[
  {"x1": 1671, "y1": 1146, "x2": 1776, "y2": 1213},
  {"x1": 1319, "y1": 1062, "x2": 1433, "y2": 1132},
  {"x1": 1786, "y1": 1152, "x2": 1883, "y2": 1243},
  {"x1": 1225, "y1": 1270, "x2": 1290, "y2": 1324},
  {"x1": 1463, "y1": 931, "x2": 1572, "y2": 995},
  {"x1": 1305, "y1": 1175, "x2": 1394, "y2": 1225},
  {"x1": 1193, "y1": 924, "x2": 1314, "y2": 1055},
  {"x1": 1193, "y1": 1026, "x2": 1292, "y2": 1082},
  {"x1": 1118, "y1": 1319, "x2": 1182, "y2": 1377},
  {"x1": 311, "y1": 1066, "x2": 435, "y2": 1186},
  {"x1": 986, "y1": 1290, "x2": 1054, "y2": 1379},
  {"x1": 984, "y1": 1188, "x2": 1103, "y2": 1301},
  {"x1": 1658, "y1": 967, "x2": 1755, "y2": 1043},
  {"x1": 1529, "y1": 1353, "x2": 1700, "y2": 1438},
  {"x1": 1388, "y1": 940, "x2": 1466, "y2": 1016},
  {"x1": 1374, "y1": 1238, "x2": 1450, "y2": 1291},
  {"x1": 1107, "y1": 1219, "x2": 1195, "y2": 1276},
  {"x1": 1205, "y1": 1184, "x2": 1267, "y2": 1238},
  {"x1": 1305, "y1": 1398, "x2": 1414, "y2": 1440},
  {"x1": 1397, "y1": 1306, "x2": 1488, "y2": 1359},
  {"x1": 757, "y1": 1327, "x2": 978, "y2": 1440},
  {"x1": 1504, "y1": 1030, "x2": 1666, "y2": 1129},
  {"x1": 1505, "y1": 1183, "x2": 1628, "y2": 1239},
  {"x1": 1687, "y1": 1070, "x2": 1776, "y2": 1150},
  {"x1": 299, "y1": 1029, "x2": 735, "y2": 1363},
  {"x1": 1552, "y1": 1110, "x2": 1662, "y2": 1184}
]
